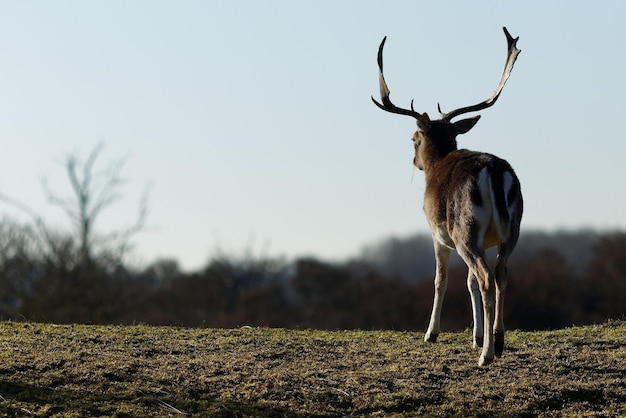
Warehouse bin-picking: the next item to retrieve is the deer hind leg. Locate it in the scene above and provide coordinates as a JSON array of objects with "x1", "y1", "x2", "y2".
[
  {"x1": 494, "y1": 243, "x2": 512, "y2": 357},
  {"x1": 467, "y1": 271, "x2": 484, "y2": 349},
  {"x1": 457, "y1": 246, "x2": 496, "y2": 366},
  {"x1": 424, "y1": 241, "x2": 451, "y2": 343}
]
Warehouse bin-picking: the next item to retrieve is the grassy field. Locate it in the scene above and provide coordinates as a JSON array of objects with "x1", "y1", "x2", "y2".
[{"x1": 0, "y1": 321, "x2": 624, "y2": 417}]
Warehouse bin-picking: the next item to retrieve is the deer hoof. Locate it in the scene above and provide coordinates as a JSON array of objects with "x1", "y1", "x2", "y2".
[
  {"x1": 478, "y1": 354, "x2": 494, "y2": 367},
  {"x1": 424, "y1": 333, "x2": 438, "y2": 343},
  {"x1": 494, "y1": 332, "x2": 505, "y2": 357},
  {"x1": 473, "y1": 336, "x2": 484, "y2": 349}
]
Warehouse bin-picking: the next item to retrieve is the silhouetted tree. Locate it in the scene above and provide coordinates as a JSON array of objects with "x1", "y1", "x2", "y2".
[
  {"x1": 0, "y1": 142, "x2": 149, "y2": 271},
  {"x1": 581, "y1": 232, "x2": 626, "y2": 322},
  {"x1": 506, "y1": 249, "x2": 578, "y2": 330},
  {"x1": 0, "y1": 219, "x2": 42, "y2": 318},
  {"x1": 42, "y1": 142, "x2": 149, "y2": 269}
]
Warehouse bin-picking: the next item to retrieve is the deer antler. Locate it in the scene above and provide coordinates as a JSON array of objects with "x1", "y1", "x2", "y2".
[
  {"x1": 438, "y1": 27, "x2": 521, "y2": 122},
  {"x1": 371, "y1": 36, "x2": 421, "y2": 119}
]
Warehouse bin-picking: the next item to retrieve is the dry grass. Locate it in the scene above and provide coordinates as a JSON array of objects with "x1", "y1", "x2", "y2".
[{"x1": 0, "y1": 320, "x2": 625, "y2": 416}]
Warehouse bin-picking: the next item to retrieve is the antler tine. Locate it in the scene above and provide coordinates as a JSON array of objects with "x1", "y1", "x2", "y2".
[
  {"x1": 439, "y1": 27, "x2": 521, "y2": 122},
  {"x1": 371, "y1": 36, "x2": 421, "y2": 119}
]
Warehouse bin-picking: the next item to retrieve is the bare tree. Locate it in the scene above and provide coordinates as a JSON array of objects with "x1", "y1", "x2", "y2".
[{"x1": 0, "y1": 142, "x2": 150, "y2": 270}]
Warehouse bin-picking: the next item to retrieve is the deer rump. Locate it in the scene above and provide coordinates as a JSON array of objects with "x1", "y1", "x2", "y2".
[{"x1": 425, "y1": 150, "x2": 521, "y2": 252}]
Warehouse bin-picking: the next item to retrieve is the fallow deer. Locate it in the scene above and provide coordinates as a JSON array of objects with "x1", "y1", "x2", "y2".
[{"x1": 372, "y1": 27, "x2": 523, "y2": 366}]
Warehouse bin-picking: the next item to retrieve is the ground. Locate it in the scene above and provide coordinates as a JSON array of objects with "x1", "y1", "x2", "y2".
[{"x1": 0, "y1": 321, "x2": 625, "y2": 417}]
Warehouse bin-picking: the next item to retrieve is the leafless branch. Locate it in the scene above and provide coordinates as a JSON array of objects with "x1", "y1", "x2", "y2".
[{"x1": 1, "y1": 142, "x2": 150, "y2": 269}]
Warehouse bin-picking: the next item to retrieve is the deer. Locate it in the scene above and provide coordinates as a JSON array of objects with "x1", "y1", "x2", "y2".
[{"x1": 372, "y1": 27, "x2": 523, "y2": 366}]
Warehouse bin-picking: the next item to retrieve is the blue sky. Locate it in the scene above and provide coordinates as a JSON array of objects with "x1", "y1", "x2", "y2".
[{"x1": 0, "y1": 2, "x2": 624, "y2": 271}]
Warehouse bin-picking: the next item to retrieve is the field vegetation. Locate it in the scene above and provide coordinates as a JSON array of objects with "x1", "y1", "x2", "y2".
[{"x1": 0, "y1": 320, "x2": 625, "y2": 417}]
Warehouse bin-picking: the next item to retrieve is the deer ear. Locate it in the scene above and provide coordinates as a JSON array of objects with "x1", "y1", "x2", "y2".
[
  {"x1": 453, "y1": 115, "x2": 481, "y2": 135},
  {"x1": 417, "y1": 113, "x2": 431, "y2": 132}
]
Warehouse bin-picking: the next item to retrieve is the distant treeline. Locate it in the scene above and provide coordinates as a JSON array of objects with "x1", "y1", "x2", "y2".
[{"x1": 0, "y1": 222, "x2": 624, "y2": 331}]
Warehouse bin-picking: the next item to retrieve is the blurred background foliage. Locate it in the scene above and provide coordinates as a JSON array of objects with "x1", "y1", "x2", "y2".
[
  {"x1": 0, "y1": 216, "x2": 623, "y2": 331},
  {"x1": 0, "y1": 144, "x2": 623, "y2": 331}
]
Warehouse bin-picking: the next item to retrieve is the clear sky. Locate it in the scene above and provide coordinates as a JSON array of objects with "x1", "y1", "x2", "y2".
[{"x1": 1, "y1": 1, "x2": 625, "y2": 271}]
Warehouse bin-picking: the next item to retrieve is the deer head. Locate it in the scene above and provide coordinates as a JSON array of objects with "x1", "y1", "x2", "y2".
[{"x1": 372, "y1": 27, "x2": 521, "y2": 172}]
